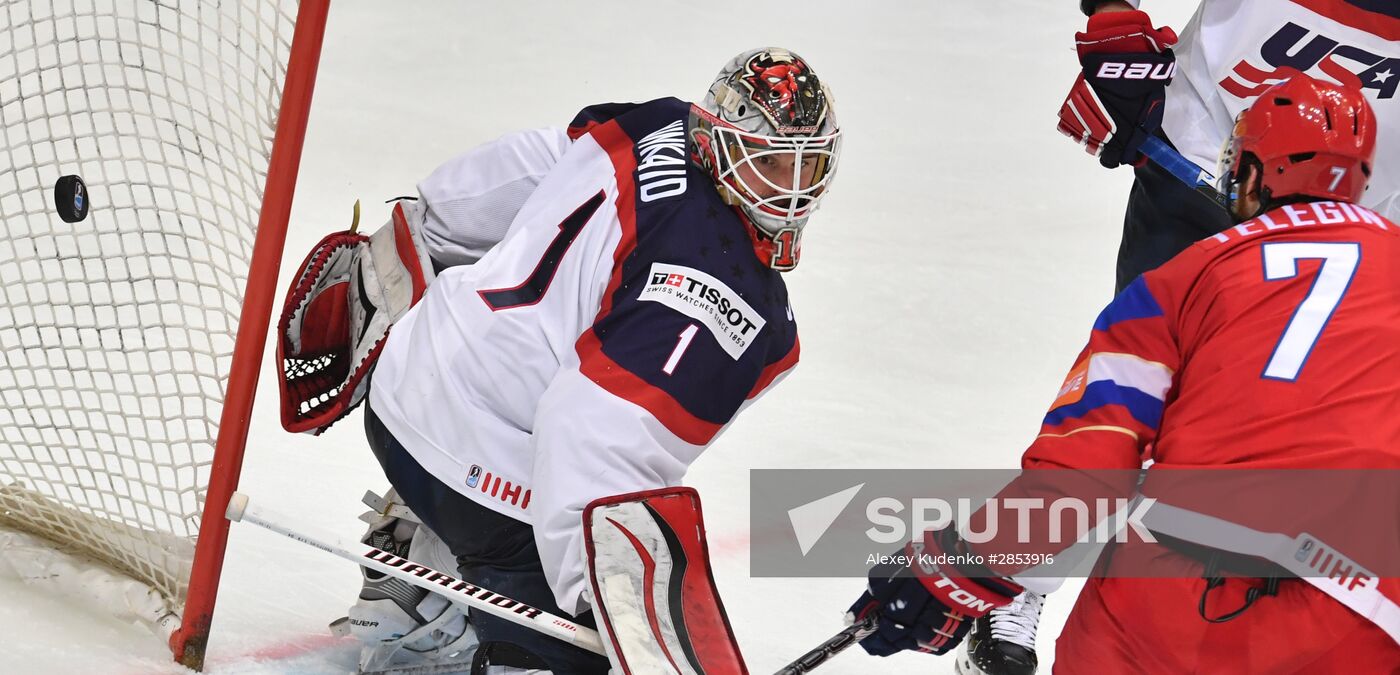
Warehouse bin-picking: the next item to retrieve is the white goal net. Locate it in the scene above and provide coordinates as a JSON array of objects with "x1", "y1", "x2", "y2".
[{"x1": 0, "y1": 0, "x2": 302, "y2": 633}]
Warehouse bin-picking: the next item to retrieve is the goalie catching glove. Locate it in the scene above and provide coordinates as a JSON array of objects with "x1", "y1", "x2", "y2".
[{"x1": 277, "y1": 200, "x2": 436, "y2": 434}]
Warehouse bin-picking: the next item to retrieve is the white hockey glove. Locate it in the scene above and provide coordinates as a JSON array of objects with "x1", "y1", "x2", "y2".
[{"x1": 276, "y1": 200, "x2": 436, "y2": 434}]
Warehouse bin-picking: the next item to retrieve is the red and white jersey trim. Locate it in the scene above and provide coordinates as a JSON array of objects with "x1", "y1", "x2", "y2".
[{"x1": 1160, "y1": 0, "x2": 1400, "y2": 219}]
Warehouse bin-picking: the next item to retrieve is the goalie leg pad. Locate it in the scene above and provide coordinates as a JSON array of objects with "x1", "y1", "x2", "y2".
[{"x1": 584, "y1": 487, "x2": 746, "y2": 675}]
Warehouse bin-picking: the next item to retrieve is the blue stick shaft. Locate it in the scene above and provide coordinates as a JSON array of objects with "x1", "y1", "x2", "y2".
[{"x1": 1138, "y1": 136, "x2": 1229, "y2": 210}]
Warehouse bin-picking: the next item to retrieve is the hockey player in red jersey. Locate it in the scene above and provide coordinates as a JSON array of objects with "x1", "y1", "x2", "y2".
[
  {"x1": 1058, "y1": 0, "x2": 1400, "y2": 292},
  {"x1": 852, "y1": 74, "x2": 1400, "y2": 673},
  {"x1": 959, "y1": 2, "x2": 1400, "y2": 671},
  {"x1": 279, "y1": 48, "x2": 841, "y2": 672}
]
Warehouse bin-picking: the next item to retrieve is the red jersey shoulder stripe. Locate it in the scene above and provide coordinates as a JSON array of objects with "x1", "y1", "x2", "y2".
[
  {"x1": 577, "y1": 328, "x2": 724, "y2": 445},
  {"x1": 1288, "y1": 0, "x2": 1400, "y2": 42},
  {"x1": 747, "y1": 336, "x2": 799, "y2": 399}
]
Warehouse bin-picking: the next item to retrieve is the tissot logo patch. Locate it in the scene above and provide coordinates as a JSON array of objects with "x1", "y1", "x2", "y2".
[{"x1": 640, "y1": 263, "x2": 766, "y2": 359}]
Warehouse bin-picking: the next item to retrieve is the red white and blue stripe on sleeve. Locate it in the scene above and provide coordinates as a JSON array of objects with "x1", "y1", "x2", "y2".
[{"x1": 1024, "y1": 276, "x2": 1181, "y2": 469}]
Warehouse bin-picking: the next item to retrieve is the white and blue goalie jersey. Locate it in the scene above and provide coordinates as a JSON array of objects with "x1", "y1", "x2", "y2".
[{"x1": 368, "y1": 98, "x2": 800, "y2": 615}]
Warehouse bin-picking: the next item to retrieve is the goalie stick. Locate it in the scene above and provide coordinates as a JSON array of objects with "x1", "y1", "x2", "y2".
[
  {"x1": 228, "y1": 491, "x2": 873, "y2": 673},
  {"x1": 225, "y1": 492, "x2": 607, "y2": 655}
]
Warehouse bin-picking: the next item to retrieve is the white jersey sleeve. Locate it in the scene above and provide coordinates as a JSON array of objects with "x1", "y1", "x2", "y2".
[{"x1": 415, "y1": 127, "x2": 571, "y2": 267}]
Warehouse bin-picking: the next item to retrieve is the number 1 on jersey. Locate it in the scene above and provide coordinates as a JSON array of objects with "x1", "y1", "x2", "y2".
[
  {"x1": 662, "y1": 324, "x2": 699, "y2": 375},
  {"x1": 1260, "y1": 242, "x2": 1359, "y2": 381}
]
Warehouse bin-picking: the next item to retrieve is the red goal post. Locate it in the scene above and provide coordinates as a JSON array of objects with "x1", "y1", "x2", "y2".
[
  {"x1": 0, "y1": 0, "x2": 331, "y2": 670},
  {"x1": 173, "y1": 0, "x2": 331, "y2": 668}
]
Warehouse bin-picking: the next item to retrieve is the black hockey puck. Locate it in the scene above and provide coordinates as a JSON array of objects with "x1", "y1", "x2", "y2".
[{"x1": 54, "y1": 174, "x2": 89, "y2": 223}]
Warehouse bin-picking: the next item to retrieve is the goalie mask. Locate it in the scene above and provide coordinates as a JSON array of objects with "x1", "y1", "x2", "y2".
[{"x1": 691, "y1": 47, "x2": 842, "y2": 271}]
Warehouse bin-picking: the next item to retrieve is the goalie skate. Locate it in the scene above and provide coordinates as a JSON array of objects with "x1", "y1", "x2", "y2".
[{"x1": 332, "y1": 490, "x2": 478, "y2": 674}]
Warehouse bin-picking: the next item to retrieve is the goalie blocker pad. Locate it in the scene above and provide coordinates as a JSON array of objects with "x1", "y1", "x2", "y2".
[
  {"x1": 584, "y1": 487, "x2": 747, "y2": 675},
  {"x1": 277, "y1": 200, "x2": 435, "y2": 434}
]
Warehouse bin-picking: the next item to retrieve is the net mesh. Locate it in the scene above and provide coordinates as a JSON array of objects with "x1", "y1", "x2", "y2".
[{"x1": 0, "y1": 0, "x2": 300, "y2": 612}]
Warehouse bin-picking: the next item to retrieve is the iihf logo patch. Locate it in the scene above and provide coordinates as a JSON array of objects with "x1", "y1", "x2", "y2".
[
  {"x1": 466, "y1": 465, "x2": 482, "y2": 488},
  {"x1": 1295, "y1": 538, "x2": 1315, "y2": 563}
]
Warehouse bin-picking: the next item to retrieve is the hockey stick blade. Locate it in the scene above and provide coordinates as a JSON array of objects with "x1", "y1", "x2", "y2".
[
  {"x1": 225, "y1": 492, "x2": 607, "y2": 655},
  {"x1": 772, "y1": 615, "x2": 878, "y2": 675},
  {"x1": 1138, "y1": 135, "x2": 1229, "y2": 211}
]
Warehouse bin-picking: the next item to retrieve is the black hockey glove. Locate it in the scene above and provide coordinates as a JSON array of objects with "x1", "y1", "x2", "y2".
[
  {"x1": 846, "y1": 528, "x2": 1023, "y2": 657},
  {"x1": 1056, "y1": 10, "x2": 1178, "y2": 168}
]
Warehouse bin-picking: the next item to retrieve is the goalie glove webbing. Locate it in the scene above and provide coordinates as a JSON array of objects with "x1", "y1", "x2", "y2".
[{"x1": 277, "y1": 201, "x2": 435, "y2": 434}]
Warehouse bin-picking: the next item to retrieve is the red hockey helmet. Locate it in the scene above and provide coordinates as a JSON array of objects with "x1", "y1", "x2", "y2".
[{"x1": 1220, "y1": 71, "x2": 1376, "y2": 209}]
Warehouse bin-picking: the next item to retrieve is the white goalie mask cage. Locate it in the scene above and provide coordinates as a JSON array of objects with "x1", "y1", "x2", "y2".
[{"x1": 693, "y1": 48, "x2": 842, "y2": 268}]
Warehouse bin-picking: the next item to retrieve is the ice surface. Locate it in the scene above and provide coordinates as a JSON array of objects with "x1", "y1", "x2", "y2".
[{"x1": 2, "y1": 0, "x2": 1198, "y2": 672}]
